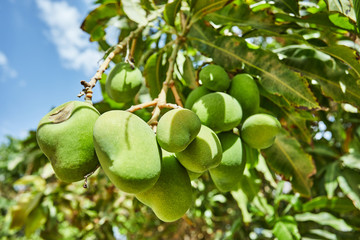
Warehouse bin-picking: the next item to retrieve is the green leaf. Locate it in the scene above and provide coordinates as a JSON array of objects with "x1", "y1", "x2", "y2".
[
  {"x1": 295, "y1": 212, "x2": 353, "y2": 232},
  {"x1": 302, "y1": 196, "x2": 357, "y2": 213},
  {"x1": 182, "y1": 56, "x2": 197, "y2": 89},
  {"x1": 81, "y1": 3, "x2": 121, "y2": 41},
  {"x1": 25, "y1": 206, "x2": 47, "y2": 237},
  {"x1": 354, "y1": 0, "x2": 360, "y2": 33},
  {"x1": 338, "y1": 168, "x2": 360, "y2": 210},
  {"x1": 263, "y1": 130, "x2": 316, "y2": 197},
  {"x1": 164, "y1": 0, "x2": 181, "y2": 27},
  {"x1": 326, "y1": 0, "x2": 356, "y2": 22},
  {"x1": 231, "y1": 189, "x2": 252, "y2": 223},
  {"x1": 278, "y1": 45, "x2": 360, "y2": 109},
  {"x1": 244, "y1": 142, "x2": 259, "y2": 169},
  {"x1": 273, "y1": 216, "x2": 301, "y2": 240},
  {"x1": 341, "y1": 152, "x2": 360, "y2": 171},
  {"x1": 191, "y1": 0, "x2": 230, "y2": 23},
  {"x1": 273, "y1": 0, "x2": 299, "y2": 16},
  {"x1": 188, "y1": 33, "x2": 319, "y2": 109},
  {"x1": 14, "y1": 175, "x2": 46, "y2": 192},
  {"x1": 256, "y1": 154, "x2": 277, "y2": 188},
  {"x1": 144, "y1": 52, "x2": 168, "y2": 99},
  {"x1": 324, "y1": 162, "x2": 340, "y2": 198},
  {"x1": 122, "y1": 0, "x2": 147, "y2": 25}
]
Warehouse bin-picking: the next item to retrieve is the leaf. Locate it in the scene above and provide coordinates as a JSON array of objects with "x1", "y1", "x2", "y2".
[
  {"x1": 341, "y1": 152, "x2": 360, "y2": 171},
  {"x1": 182, "y1": 56, "x2": 197, "y2": 89},
  {"x1": 164, "y1": 0, "x2": 181, "y2": 26},
  {"x1": 326, "y1": 0, "x2": 356, "y2": 22},
  {"x1": 263, "y1": 130, "x2": 316, "y2": 197},
  {"x1": 14, "y1": 175, "x2": 46, "y2": 192},
  {"x1": 256, "y1": 154, "x2": 277, "y2": 188},
  {"x1": 278, "y1": 45, "x2": 360, "y2": 109},
  {"x1": 273, "y1": 216, "x2": 301, "y2": 240},
  {"x1": 338, "y1": 168, "x2": 360, "y2": 210},
  {"x1": 144, "y1": 52, "x2": 168, "y2": 98},
  {"x1": 9, "y1": 192, "x2": 43, "y2": 229},
  {"x1": 273, "y1": 0, "x2": 299, "y2": 16},
  {"x1": 295, "y1": 212, "x2": 353, "y2": 232},
  {"x1": 25, "y1": 206, "x2": 47, "y2": 237},
  {"x1": 191, "y1": 0, "x2": 230, "y2": 23},
  {"x1": 302, "y1": 196, "x2": 357, "y2": 213},
  {"x1": 324, "y1": 162, "x2": 340, "y2": 198},
  {"x1": 188, "y1": 33, "x2": 319, "y2": 109},
  {"x1": 354, "y1": 0, "x2": 360, "y2": 33},
  {"x1": 81, "y1": 3, "x2": 121, "y2": 41},
  {"x1": 231, "y1": 189, "x2": 252, "y2": 223},
  {"x1": 122, "y1": 0, "x2": 147, "y2": 25}
]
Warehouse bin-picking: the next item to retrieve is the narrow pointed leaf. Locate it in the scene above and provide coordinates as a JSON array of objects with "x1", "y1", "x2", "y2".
[
  {"x1": 188, "y1": 33, "x2": 319, "y2": 109},
  {"x1": 263, "y1": 130, "x2": 316, "y2": 197},
  {"x1": 324, "y1": 162, "x2": 340, "y2": 198},
  {"x1": 338, "y1": 168, "x2": 360, "y2": 210},
  {"x1": 295, "y1": 212, "x2": 353, "y2": 232},
  {"x1": 302, "y1": 196, "x2": 357, "y2": 213}
]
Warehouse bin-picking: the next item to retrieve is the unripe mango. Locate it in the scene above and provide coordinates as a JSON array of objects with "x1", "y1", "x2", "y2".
[
  {"x1": 36, "y1": 101, "x2": 100, "y2": 182},
  {"x1": 228, "y1": 74, "x2": 260, "y2": 120},
  {"x1": 184, "y1": 86, "x2": 211, "y2": 109},
  {"x1": 191, "y1": 92, "x2": 242, "y2": 132},
  {"x1": 105, "y1": 62, "x2": 142, "y2": 102},
  {"x1": 156, "y1": 109, "x2": 201, "y2": 153},
  {"x1": 93, "y1": 110, "x2": 161, "y2": 194},
  {"x1": 199, "y1": 65, "x2": 230, "y2": 91},
  {"x1": 209, "y1": 132, "x2": 245, "y2": 192},
  {"x1": 136, "y1": 150, "x2": 192, "y2": 222},
  {"x1": 175, "y1": 125, "x2": 222, "y2": 173},
  {"x1": 241, "y1": 113, "x2": 281, "y2": 149}
]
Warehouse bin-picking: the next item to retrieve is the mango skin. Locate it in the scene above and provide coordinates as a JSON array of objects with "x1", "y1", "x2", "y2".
[
  {"x1": 199, "y1": 65, "x2": 231, "y2": 91},
  {"x1": 191, "y1": 92, "x2": 242, "y2": 132},
  {"x1": 136, "y1": 151, "x2": 192, "y2": 222},
  {"x1": 175, "y1": 125, "x2": 222, "y2": 173},
  {"x1": 156, "y1": 109, "x2": 201, "y2": 153},
  {"x1": 241, "y1": 113, "x2": 281, "y2": 149},
  {"x1": 184, "y1": 86, "x2": 211, "y2": 109},
  {"x1": 209, "y1": 132, "x2": 245, "y2": 192},
  {"x1": 93, "y1": 110, "x2": 161, "y2": 194},
  {"x1": 36, "y1": 101, "x2": 100, "y2": 182},
  {"x1": 228, "y1": 74, "x2": 260, "y2": 121},
  {"x1": 105, "y1": 62, "x2": 142, "y2": 102}
]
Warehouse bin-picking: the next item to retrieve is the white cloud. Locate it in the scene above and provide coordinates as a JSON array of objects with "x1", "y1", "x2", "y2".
[
  {"x1": 0, "y1": 51, "x2": 18, "y2": 82},
  {"x1": 36, "y1": 0, "x2": 102, "y2": 75}
]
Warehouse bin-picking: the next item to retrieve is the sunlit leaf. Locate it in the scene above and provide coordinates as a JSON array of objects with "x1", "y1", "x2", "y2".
[
  {"x1": 295, "y1": 212, "x2": 353, "y2": 232},
  {"x1": 341, "y1": 152, "x2": 360, "y2": 171},
  {"x1": 338, "y1": 168, "x2": 360, "y2": 210},
  {"x1": 273, "y1": 216, "x2": 301, "y2": 240},
  {"x1": 324, "y1": 162, "x2": 340, "y2": 198},
  {"x1": 302, "y1": 196, "x2": 357, "y2": 213},
  {"x1": 263, "y1": 130, "x2": 316, "y2": 197},
  {"x1": 122, "y1": 0, "x2": 147, "y2": 25},
  {"x1": 14, "y1": 175, "x2": 46, "y2": 192},
  {"x1": 326, "y1": 0, "x2": 356, "y2": 21}
]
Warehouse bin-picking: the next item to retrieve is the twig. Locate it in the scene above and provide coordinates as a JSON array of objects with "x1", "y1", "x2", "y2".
[
  {"x1": 83, "y1": 165, "x2": 100, "y2": 189},
  {"x1": 79, "y1": 24, "x2": 147, "y2": 102},
  {"x1": 126, "y1": 99, "x2": 158, "y2": 112},
  {"x1": 169, "y1": 80, "x2": 183, "y2": 107}
]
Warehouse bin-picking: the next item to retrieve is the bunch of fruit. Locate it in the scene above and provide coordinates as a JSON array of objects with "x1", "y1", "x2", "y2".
[{"x1": 36, "y1": 62, "x2": 281, "y2": 222}]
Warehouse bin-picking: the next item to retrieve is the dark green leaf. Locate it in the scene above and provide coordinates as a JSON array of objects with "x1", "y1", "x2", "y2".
[
  {"x1": 273, "y1": 0, "x2": 299, "y2": 16},
  {"x1": 188, "y1": 34, "x2": 319, "y2": 109},
  {"x1": 273, "y1": 216, "x2": 301, "y2": 240},
  {"x1": 191, "y1": 0, "x2": 230, "y2": 23},
  {"x1": 338, "y1": 168, "x2": 360, "y2": 210},
  {"x1": 164, "y1": 0, "x2": 181, "y2": 27},
  {"x1": 354, "y1": 0, "x2": 360, "y2": 33},
  {"x1": 263, "y1": 130, "x2": 316, "y2": 197},
  {"x1": 302, "y1": 196, "x2": 357, "y2": 213},
  {"x1": 144, "y1": 52, "x2": 168, "y2": 98},
  {"x1": 295, "y1": 212, "x2": 353, "y2": 232}
]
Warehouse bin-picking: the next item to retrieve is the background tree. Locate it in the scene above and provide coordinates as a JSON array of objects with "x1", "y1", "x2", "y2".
[{"x1": 1, "y1": 0, "x2": 360, "y2": 239}]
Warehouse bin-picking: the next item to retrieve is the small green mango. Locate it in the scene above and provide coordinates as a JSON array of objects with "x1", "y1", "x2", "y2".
[
  {"x1": 241, "y1": 113, "x2": 281, "y2": 149},
  {"x1": 136, "y1": 150, "x2": 192, "y2": 222},
  {"x1": 36, "y1": 101, "x2": 100, "y2": 182},
  {"x1": 156, "y1": 109, "x2": 201, "y2": 153},
  {"x1": 105, "y1": 62, "x2": 142, "y2": 102},
  {"x1": 199, "y1": 65, "x2": 230, "y2": 91},
  {"x1": 184, "y1": 86, "x2": 211, "y2": 109},
  {"x1": 191, "y1": 92, "x2": 242, "y2": 132},
  {"x1": 228, "y1": 74, "x2": 260, "y2": 121},
  {"x1": 93, "y1": 110, "x2": 161, "y2": 194},
  {"x1": 209, "y1": 132, "x2": 245, "y2": 192},
  {"x1": 175, "y1": 125, "x2": 222, "y2": 173}
]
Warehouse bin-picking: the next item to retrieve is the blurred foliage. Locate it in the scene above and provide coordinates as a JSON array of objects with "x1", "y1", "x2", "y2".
[{"x1": 2, "y1": 0, "x2": 360, "y2": 239}]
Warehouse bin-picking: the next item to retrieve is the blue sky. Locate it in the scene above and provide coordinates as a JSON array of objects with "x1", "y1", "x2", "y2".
[{"x1": 0, "y1": 0, "x2": 112, "y2": 143}]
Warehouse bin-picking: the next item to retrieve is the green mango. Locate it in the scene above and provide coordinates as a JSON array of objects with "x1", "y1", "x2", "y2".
[
  {"x1": 175, "y1": 125, "x2": 222, "y2": 173},
  {"x1": 184, "y1": 86, "x2": 211, "y2": 109},
  {"x1": 36, "y1": 101, "x2": 100, "y2": 182},
  {"x1": 93, "y1": 110, "x2": 161, "y2": 194},
  {"x1": 105, "y1": 62, "x2": 142, "y2": 102},
  {"x1": 199, "y1": 65, "x2": 231, "y2": 91},
  {"x1": 228, "y1": 74, "x2": 260, "y2": 121},
  {"x1": 209, "y1": 132, "x2": 245, "y2": 192},
  {"x1": 241, "y1": 113, "x2": 281, "y2": 149},
  {"x1": 136, "y1": 150, "x2": 192, "y2": 222},
  {"x1": 191, "y1": 92, "x2": 242, "y2": 132},
  {"x1": 156, "y1": 108, "x2": 201, "y2": 153}
]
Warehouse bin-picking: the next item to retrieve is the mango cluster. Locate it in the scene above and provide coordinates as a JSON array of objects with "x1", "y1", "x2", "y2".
[{"x1": 35, "y1": 63, "x2": 281, "y2": 223}]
